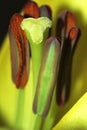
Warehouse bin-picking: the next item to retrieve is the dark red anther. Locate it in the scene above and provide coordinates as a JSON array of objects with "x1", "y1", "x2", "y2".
[
  {"x1": 23, "y1": 1, "x2": 40, "y2": 18},
  {"x1": 56, "y1": 10, "x2": 80, "y2": 106},
  {"x1": 69, "y1": 27, "x2": 80, "y2": 47},
  {"x1": 56, "y1": 10, "x2": 76, "y2": 42},
  {"x1": 65, "y1": 11, "x2": 76, "y2": 36},
  {"x1": 40, "y1": 5, "x2": 52, "y2": 19},
  {"x1": 9, "y1": 14, "x2": 30, "y2": 88}
]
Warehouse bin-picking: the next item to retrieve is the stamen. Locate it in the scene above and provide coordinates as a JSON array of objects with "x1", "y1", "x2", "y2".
[
  {"x1": 23, "y1": 1, "x2": 40, "y2": 18},
  {"x1": 33, "y1": 37, "x2": 60, "y2": 117},
  {"x1": 40, "y1": 5, "x2": 52, "y2": 19},
  {"x1": 65, "y1": 11, "x2": 76, "y2": 36},
  {"x1": 56, "y1": 10, "x2": 76, "y2": 43},
  {"x1": 56, "y1": 10, "x2": 67, "y2": 41},
  {"x1": 56, "y1": 11, "x2": 80, "y2": 105},
  {"x1": 69, "y1": 27, "x2": 80, "y2": 47},
  {"x1": 9, "y1": 14, "x2": 30, "y2": 88}
]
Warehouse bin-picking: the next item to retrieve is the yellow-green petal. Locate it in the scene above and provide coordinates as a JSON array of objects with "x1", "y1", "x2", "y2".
[{"x1": 53, "y1": 92, "x2": 87, "y2": 130}]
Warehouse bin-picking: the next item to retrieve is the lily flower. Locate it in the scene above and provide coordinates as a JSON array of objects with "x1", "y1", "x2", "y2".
[{"x1": 0, "y1": 0, "x2": 87, "y2": 130}]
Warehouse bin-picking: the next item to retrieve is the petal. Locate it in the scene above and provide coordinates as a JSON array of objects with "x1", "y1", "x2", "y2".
[{"x1": 53, "y1": 93, "x2": 87, "y2": 130}]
